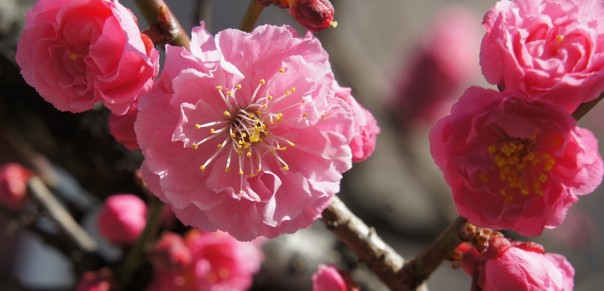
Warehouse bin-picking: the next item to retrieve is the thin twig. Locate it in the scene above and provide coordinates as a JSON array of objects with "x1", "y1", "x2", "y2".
[
  {"x1": 26, "y1": 176, "x2": 98, "y2": 253},
  {"x1": 195, "y1": 0, "x2": 212, "y2": 28},
  {"x1": 572, "y1": 92, "x2": 604, "y2": 120},
  {"x1": 134, "y1": 0, "x2": 191, "y2": 49},
  {"x1": 398, "y1": 216, "x2": 467, "y2": 289},
  {"x1": 240, "y1": 0, "x2": 264, "y2": 32},
  {"x1": 117, "y1": 196, "x2": 164, "y2": 291}
]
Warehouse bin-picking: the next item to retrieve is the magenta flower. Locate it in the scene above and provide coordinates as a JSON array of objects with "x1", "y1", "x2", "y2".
[
  {"x1": 0, "y1": 163, "x2": 32, "y2": 211},
  {"x1": 394, "y1": 7, "x2": 481, "y2": 126},
  {"x1": 136, "y1": 23, "x2": 354, "y2": 240},
  {"x1": 16, "y1": 0, "x2": 159, "y2": 115},
  {"x1": 430, "y1": 87, "x2": 603, "y2": 236},
  {"x1": 75, "y1": 268, "x2": 116, "y2": 291},
  {"x1": 480, "y1": 0, "x2": 604, "y2": 112},
  {"x1": 461, "y1": 238, "x2": 575, "y2": 291},
  {"x1": 312, "y1": 264, "x2": 359, "y2": 291},
  {"x1": 334, "y1": 84, "x2": 380, "y2": 163},
  {"x1": 97, "y1": 194, "x2": 147, "y2": 245},
  {"x1": 147, "y1": 230, "x2": 264, "y2": 291}
]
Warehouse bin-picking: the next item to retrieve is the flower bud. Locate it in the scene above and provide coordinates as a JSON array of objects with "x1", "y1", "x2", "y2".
[
  {"x1": 75, "y1": 268, "x2": 116, "y2": 291},
  {"x1": 289, "y1": 0, "x2": 336, "y2": 32},
  {"x1": 97, "y1": 194, "x2": 147, "y2": 245},
  {"x1": 0, "y1": 163, "x2": 32, "y2": 210}
]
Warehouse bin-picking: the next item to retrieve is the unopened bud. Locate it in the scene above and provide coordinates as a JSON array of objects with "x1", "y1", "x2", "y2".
[
  {"x1": 0, "y1": 163, "x2": 32, "y2": 210},
  {"x1": 289, "y1": 0, "x2": 335, "y2": 32}
]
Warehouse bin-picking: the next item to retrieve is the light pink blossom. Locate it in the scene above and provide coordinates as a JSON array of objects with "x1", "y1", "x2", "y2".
[
  {"x1": 16, "y1": 0, "x2": 159, "y2": 115},
  {"x1": 480, "y1": 0, "x2": 604, "y2": 112},
  {"x1": 430, "y1": 87, "x2": 603, "y2": 236},
  {"x1": 334, "y1": 85, "x2": 380, "y2": 163},
  {"x1": 97, "y1": 194, "x2": 147, "y2": 245},
  {"x1": 109, "y1": 101, "x2": 139, "y2": 150},
  {"x1": 312, "y1": 264, "x2": 359, "y2": 291},
  {"x1": 0, "y1": 163, "x2": 32, "y2": 211},
  {"x1": 460, "y1": 238, "x2": 575, "y2": 291},
  {"x1": 147, "y1": 230, "x2": 264, "y2": 291},
  {"x1": 136, "y1": 23, "x2": 354, "y2": 240}
]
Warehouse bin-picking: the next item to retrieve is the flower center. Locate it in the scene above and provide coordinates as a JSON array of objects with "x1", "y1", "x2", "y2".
[
  {"x1": 480, "y1": 138, "x2": 556, "y2": 203},
  {"x1": 190, "y1": 68, "x2": 302, "y2": 195}
]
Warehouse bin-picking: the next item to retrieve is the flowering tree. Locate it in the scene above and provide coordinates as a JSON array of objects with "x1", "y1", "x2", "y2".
[{"x1": 1, "y1": 0, "x2": 603, "y2": 290}]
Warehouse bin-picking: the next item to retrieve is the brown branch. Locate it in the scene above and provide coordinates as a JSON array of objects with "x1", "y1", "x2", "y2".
[
  {"x1": 134, "y1": 0, "x2": 190, "y2": 49},
  {"x1": 572, "y1": 92, "x2": 604, "y2": 120},
  {"x1": 398, "y1": 216, "x2": 467, "y2": 289},
  {"x1": 322, "y1": 197, "x2": 412, "y2": 291}
]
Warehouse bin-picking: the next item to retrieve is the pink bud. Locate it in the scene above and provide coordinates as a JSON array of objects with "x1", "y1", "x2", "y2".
[
  {"x1": 97, "y1": 194, "x2": 147, "y2": 245},
  {"x1": 312, "y1": 264, "x2": 359, "y2": 291},
  {"x1": 289, "y1": 0, "x2": 335, "y2": 32},
  {"x1": 75, "y1": 268, "x2": 116, "y2": 291},
  {"x1": 149, "y1": 232, "x2": 192, "y2": 271},
  {"x1": 0, "y1": 163, "x2": 32, "y2": 210},
  {"x1": 109, "y1": 102, "x2": 139, "y2": 150}
]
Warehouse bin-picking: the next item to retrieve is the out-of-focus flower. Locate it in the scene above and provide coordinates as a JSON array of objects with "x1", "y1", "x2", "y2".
[
  {"x1": 288, "y1": 0, "x2": 336, "y2": 32},
  {"x1": 75, "y1": 268, "x2": 116, "y2": 291},
  {"x1": 136, "y1": 22, "x2": 355, "y2": 241},
  {"x1": 458, "y1": 237, "x2": 574, "y2": 291},
  {"x1": 16, "y1": 0, "x2": 159, "y2": 115},
  {"x1": 430, "y1": 87, "x2": 603, "y2": 236},
  {"x1": 109, "y1": 101, "x2": 139, "y2": 150},
  {"x1": 147, "y1": 230, "x2": 264, "y2": 291},
  {"x1": 393, "y1": 7, "x2": 481, "y2": 127},
  {"x1": 312, "y1": 264, "x2": 359, "y2": 291},
  {"x1": 334, "y1": 85, "x2": 380, "y2": 163},
  {"x1": 480, "y1": 0, "x2": 604, "y2": 113},
  {"x1": 97, "y1": 194, "x2": 147, "y2": 245},
  {"x1": 0, "y1": 163, "x2": 32, "y2": 211}
]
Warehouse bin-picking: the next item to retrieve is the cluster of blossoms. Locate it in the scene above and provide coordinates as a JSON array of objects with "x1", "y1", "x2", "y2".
[
  {"x1": 16, "y1": 0, "x2": 378, "y2": 243},
  {"x1": 147, "y1": 230, "x2": 264, "y2": 291},
  {"x1": 430, "y1": 0, "x2": 604, "y2": 237}
]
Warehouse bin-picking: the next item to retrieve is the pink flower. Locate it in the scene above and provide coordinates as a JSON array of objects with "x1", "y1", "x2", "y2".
[
  {"x1": 109, "y1": 101, "x2": 139, "y2": 150},
  {"x1": 75, "y1": 268, "x2": 116, "y2": 291},
  {"x1": 429, "y1": 87, "x2": 603, "y2": 236},
  {"x1": 147, "y1": 230, "x2": 264, "y2": 291},
  {"x1": 16, "y1": 0, "x2": 159, "y2": 115},
  {"x1": 0, "y1": 163, "x2": 32, "y2": 211},
  {"x1": 394, "y1": 7, "x2": 481, "y2": 126},
  {"x1": 136, "y1": 23, "x2": 354, "y2": 240},
  {"x1": 312, "y1": 264, "x2": 359, "y2": 291},
  {"x1": 461, "y1": 238, "x2": 575, "y2": 291},
  {"x1": 334, "y1": 85, "x2": 380, "y2": 163},
  {"x1": 97, "y1": 194, "x2": 147, "y2": 245},
  {"x1": 480, "y1": 0, "x2": 604, "y2": 112}
]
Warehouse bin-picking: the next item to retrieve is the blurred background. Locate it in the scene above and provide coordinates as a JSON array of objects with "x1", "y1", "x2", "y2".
[{"x1": 1, "y1": 0, "x2": 603, "y2": 290}]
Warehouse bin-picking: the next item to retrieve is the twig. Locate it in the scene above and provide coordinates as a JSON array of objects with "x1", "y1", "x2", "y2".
[
  {"x1": 572, "y1": 92, "x2": 604, "y2": 120},
  {"x1": 195, "y1": 0, "x2": 212, "y2": 28},
  {"x1": 117, "y1": 196, "x2": 164, "y2": 291},
  {"x1": 398, "y1": 216, "x2": 467, "y2": 289},
  {"x1": 26, "y1": 177, "x2": 98, "y2": 253},
  {"x1": 240, "y1": 0, "x2": 265, "y2": 32},
  {"x1": 134, "y1": 0, "x2": 191, "y2": 49},
  {"x1": 322, "y1": 197, "x2": 410, "y2": 291}
]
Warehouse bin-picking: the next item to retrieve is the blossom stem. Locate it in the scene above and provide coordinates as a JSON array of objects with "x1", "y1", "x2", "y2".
[
  {"x1": 117, "y1": 196, "x2": 164, "y2": 291},
  {"x1": 240, "y1": 0, "x2": 265, "y2": 32},
  {"x1": 572, "y1": 92, "x2": 604, "y2": 120},
  {"x1": 398, "y1": 216, "x2": 467, "y2": 289},
  {"x1": 134, "y1": 0, "x2": 191, "y2": 49},
  {"x1": 322, "y1": 197, "x2": 411, "y2": 290}
]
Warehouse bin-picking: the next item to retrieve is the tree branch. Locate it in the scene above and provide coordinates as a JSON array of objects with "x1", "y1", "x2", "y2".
[{"x1": 134, "y1": 0, "x2": 191, "y2": 49}]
